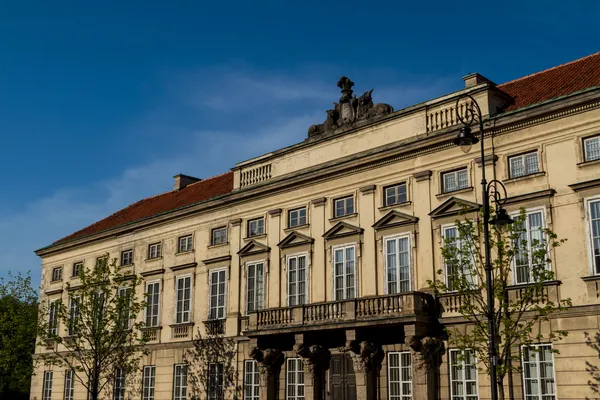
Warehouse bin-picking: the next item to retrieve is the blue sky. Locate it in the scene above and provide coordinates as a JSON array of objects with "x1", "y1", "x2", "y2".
[{"x1": 1, "y1": 1, "x2": 599, "y2": 285}]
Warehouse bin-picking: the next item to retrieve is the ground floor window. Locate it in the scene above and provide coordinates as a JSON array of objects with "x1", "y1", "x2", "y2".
[
  {"x1": 286, "y1": 358, "x2": 305, "y2": 400},
  {"x1": 142, "y1": 365, "x2": 156, "y2": 400},
  {"x1": 449, "y1": 349, "x2": 478, "y2": 400},
  {"x1": 208, "y1": 362, "x2": 224, "y2": 400},
  {"x1": 114, "y1": 367, "x2": 125, "y2": 400},
  {"x1": 388, "y1": 351, "x2": 412, "y2": 400},
  {"x1": 173, "y1": 364, "x2": 188, "y2": 400},
  {"x1": 42, "y1": 371, "x2": 53, "y2": 400},
  {"x1": 244, "y1": 360, "x2": 260, "y2": 400},
  {"x1": 522, "y1": 344, "x2": 556, "y2": 400}
]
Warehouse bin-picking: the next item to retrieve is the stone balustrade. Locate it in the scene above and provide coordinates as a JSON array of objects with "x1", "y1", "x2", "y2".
[
  {"x1": 425, "y1": 100, "x2": 473, "y2": 133},
  {"x1": 240, "y1": 163, "x2": 272, "y2": 187}
]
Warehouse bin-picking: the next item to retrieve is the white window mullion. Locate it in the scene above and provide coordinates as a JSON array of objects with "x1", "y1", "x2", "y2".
[
  {"x1": 244, "y1": 360, "x2": 260, "y2": 400},
  {"x1": 522, "y1": 344, "x2": 556, "y2": 400},
  {"x1": 450, "y1": 349, "x2": 479, "y2": 400},
  {"x1": 286, "y1": 358, "x2": 305, "y2": 400},
  {"x1": 173, "y1": 364, "x2": 188, "y2": 400},
  {"x1": 145, "y1": 282, "x2": 160, "y2": 327},
  {"x1": 388, "y1": 351, "x2": 412, "y2": 400},
  {"x1": 210, "y1": 269, "x2": 227, "y2": 320},
  {"x1": 333, "y1": 245, "x2": 356, "y2": 300},
  {"x1": 287, "y1": 255, "x2": 307, "y2": 306},
  {"x1": 385, "y1": 236, "x2": 411, "y2": 294},
  {"x1": 175, "y1": 276, "x2": 192, "y2": 324},
  {"x1": 142, "y1": 366, "x2": 156, "y2": 400},
  {"x1": 588, "y1": 199, "x2": 600, "y2": 275},
  {"x1": 42, "y1": 371, "x2": 53, "y2": 400}
]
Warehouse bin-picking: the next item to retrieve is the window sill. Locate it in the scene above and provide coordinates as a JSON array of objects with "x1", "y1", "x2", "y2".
[
  {"x1": 378, "y1": 201, "x2": 412, "y2": 212},
  {"x1": 145, "y1": 257, "x2": 163, "y2": 262},
  {"x1": 49, "y1": 279, "x2": 63, "y2": 284},
  {"x1": 329, "y1": 213, "x2": 358, "y2": 223},
  {"x1": 436, "y1": 186, "x2": 473, "y2": 198},
  {"x1": 175, "y1": 250, "x2": 194, "y2": 256},
  {"x1": 506, "y1": 279, "x2": 561, "y2": 290},
  {"x1": 577, "y1": 158, "x2": 600, "y2": 168},
  {"x1": 504, "y1": 171, "x2": 546, "y2": 184},
  {"x1": 208, "y1": 242, "x2": 229, "y2": 249},
  {"x1": 244, "y1": 233, "x2": 267, "y2": 241},
  {"x1": 284, "y1": 223, "x2": 310, "y2": 232},
  {"x1": 169, "y1": 321, "x2": 195, "y2": 328},
  {"x1": 70, "y1": 275, "x2": 81, "y2": 280},
  {"x1": 581, "y1": 275, "x2": 600, "y2": 282}
]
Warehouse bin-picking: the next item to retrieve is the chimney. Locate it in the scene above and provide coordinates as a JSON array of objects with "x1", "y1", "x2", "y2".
[
  {"x1": 462, "y1": 73, "x2": 496, "y2": 88},
  {"x1": 173, "y1": 174, "x2": 201, "y2": 190}
]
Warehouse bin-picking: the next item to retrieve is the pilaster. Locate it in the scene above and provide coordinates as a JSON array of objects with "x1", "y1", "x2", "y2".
[
  {"x1": 311, "y1": 197, "x2": 327, "y2": 303},
  {"x1": 359, "y1": 185, "x2": 377, "y2": 297}
]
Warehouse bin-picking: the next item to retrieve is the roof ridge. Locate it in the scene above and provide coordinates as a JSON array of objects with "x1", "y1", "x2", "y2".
[
  {"x1": 500, "y1": 51, "x2": 600, "y2": 87},
  {"x1": 185, "y1": 171, "x2": 232, "y2": 188}
]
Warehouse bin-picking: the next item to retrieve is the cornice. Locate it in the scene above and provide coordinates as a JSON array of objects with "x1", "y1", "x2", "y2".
[{"x1": 569, "y1": 178, "x2": 600, "y2": 192}]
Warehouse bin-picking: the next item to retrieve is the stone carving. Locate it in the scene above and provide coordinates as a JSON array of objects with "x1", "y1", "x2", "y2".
[
  {"x1": 308, "y1": 76, "x2": 393, "y2": 137},
  {"x1": 250, "y1": 347, "x2": 284, "y2": 376},
  {"x1": 294, "y1": 343, "x2": 331, "y2": 374},
  {"x1": 338, "y1": 340, "x2": 382, "y2": 373},
  {"x1": 406, "y1": 336, "x2": 445, "y2": 371}
]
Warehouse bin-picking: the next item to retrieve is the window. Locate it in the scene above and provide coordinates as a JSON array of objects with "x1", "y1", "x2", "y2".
[
  {"x1": 120, "y1": 249, "x2": 133, "y2": 266},
  {"x1": 148, "y1": 243, "x2": 162, "y2": 259},
  {"x1": 449, "y1": 349, "x2": 478, "y2": 400},
  {"x1": 288, "y1": 207, "x2": 307, "y2": 228},
  {"x1": 209, "y1": 269, "x2": 227, "y2": 320},
  {"x1": 584, "y1": 135, "x2": 600, "y2": 162},
  {"x1": 442, "y1": 168, "x2": 469, "y2": 193},
  {"x1": 385, "y1": 235, "x2": 411, "y2": 294},
  {"x1": 114, "y1": 367, "x2": 125, "y2": 400},
  {"x1": 96, "y1": 255, "x2": 108, "y2": 268},
  {"x1": 211, "y1": 227, "x2": 228, "y2": 245},
  {"x1": 42, "y1": 371, "x2": 53, "y2": 400},
  {"x1": 73, "y1": 262, "x2": 83, "y2": 277},
  {"x1": 68, "y1": 296, "x2": 80, "y2": 336},
  {"x1": 175, "y1": 276, "x2": 192, "y2": 324},
  {"x1": 333, "y1": 245, "x2": 356, "y2": 300},
  {"x1": 384, "y1": 183, "x2": 408, "y2": 207},
  {"x1": 443, "y1": 226, "x2": 476, "y2": 291},
  {"x1": 48, "y1": 300, "x2": 59, "y2": 336},
  {"x1": 248, "y1": 218, "x2": 265, "y2": 237},
  {"x1": 514, "y1": 210, "x2": 546, "y2": 284},
  {"x1": 51, "y1": 267, "x2": 62, "y2": 282},
  {"x1": 244, "y1": 360, "x2": 260, "y2": 400},
  {"x1": 588, "y1": 199, "x2": 600, "y2": 275},
  {"x1": 334, "y1": 196, "x2": 354, "y2": 218},
  {"x1": 388, "y1": 352, "x2": 412, "y2": 400},
  {"x1": 287, "y1": 254, "x2": 307, "y2": 306},
  {"x1": 178, "y1": 235, "x2": 193, "y2": 253},
  {"x1": 173, "y1": 364, "x2": 188, "y2": 400},
  {"x1": 509, "y1": 152, "x2": 539, "y2": 178},
  {"x1": 64, "y1": 369, "x2": 75, "y2": 400},
  {"x1": 118, "y1": 287, "x2": 132, "y2": 329},
  {"x1": 142, "y1": 366, "x2": 156, "y2": 400},
  {"x1": 208, "y1": 363, "x2": 224, "y2": 400},
  {"x1": 286, "y1": 358, "x2": 304, "y2": 400},
  {"x1": 246, "y1": 263, "x2": 265, "y2": 313},
  {"x1": 522, "y1": 344, "x2": 556, "y2": 400},
  {"x1": 145, "y1": 282, "x2": 161, "y2": 327}
]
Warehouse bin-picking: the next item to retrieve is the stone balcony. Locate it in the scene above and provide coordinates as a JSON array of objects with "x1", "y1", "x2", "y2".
[{"x1": 244, "y1": 291, "x2": 433, "y2": 336}]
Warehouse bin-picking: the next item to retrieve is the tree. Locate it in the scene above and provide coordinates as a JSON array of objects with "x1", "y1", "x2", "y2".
[
  {"x1": 37, "y1": 256, "x2": 148, "y2": 400},
  {"x1": 428, "y1": 209, "x2": 571, "y2": 400},
  {"x1": 0, "y1": 272, "x2": 38, "y2": 400}
]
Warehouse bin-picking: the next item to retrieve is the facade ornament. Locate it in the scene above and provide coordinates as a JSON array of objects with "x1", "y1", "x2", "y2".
[
  {"x1": 250, "y1": 347, "x2": 284, "y2": 377},
  {"x1": 294, "y1": 343, "x2": 331, "y2": 374},
  {"x1": 338, "y1": 340, "x2": 382, "y2": 373},
  {"x1": 407, "y1": 336, "x2": 445, "y2": 371},
  {"x1": 308, "y1": 76, "x2": 394, "y2": 137}
]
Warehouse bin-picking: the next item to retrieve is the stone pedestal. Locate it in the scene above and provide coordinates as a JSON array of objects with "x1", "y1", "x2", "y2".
[{"x1": 250, "y1": 347, "x2": 284, "y2": 400}]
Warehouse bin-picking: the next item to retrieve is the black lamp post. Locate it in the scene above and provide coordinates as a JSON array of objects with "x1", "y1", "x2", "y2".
[{"x1": 453, "y1": 94, "x2": 514, "y2": 400}]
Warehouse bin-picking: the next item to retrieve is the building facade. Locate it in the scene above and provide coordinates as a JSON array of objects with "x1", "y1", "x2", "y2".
[{"x1": 31, "y1": 52, "x2": 600, "y2": 400}]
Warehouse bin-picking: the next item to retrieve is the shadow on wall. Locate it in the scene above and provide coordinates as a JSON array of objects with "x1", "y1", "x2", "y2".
[{"x1": 585, "y1": 332, "x2": 600, "y2": 400}]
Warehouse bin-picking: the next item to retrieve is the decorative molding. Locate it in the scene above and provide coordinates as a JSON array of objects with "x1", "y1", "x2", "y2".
[
  {"x1": 429, "y1": 197, "x2": 481, "y2": 219},
  {"x1": 45, "y1": 288, "x2": 63, "y2": 296},
  {"x1": 170, "y1": 262, "x2": 198, "y2": 272},
  {"x1": 504, "y1": 189, "x2": 556, "y2": 205},
  {"x1": 413, "y1": 170, "x2": 432, "y2": 182},
  {"x1": 238, "y1": 240, "x2": 270, "y2": 257},
  {"x1": 278, "y1": 231, "x2": 314, "y2": 249},
  {"x1": 504, "y1": 171, "x2": 546, "y2": 184},
  {"x1": 581, "y1": 275, "x2": 600, "y2": 282},
  {"x1": 140, "y1": 268, "x2": 165, "y2": 277},
  {"x1": 268, "y1": 208, "x2": 282, "y2": 217},
  {"x1": 114, "y1": 274, "x2": 136, "y2": 282},
  {"x1": 569, "y1": 178, "x2": 600, "y2": 192},
  {"x1": 229, "y1": 218, "x2": 243, "y2": 227},
  {"x1": 372, "y1": 210, "x2": 419, "y2": 230},
  {"x1": 202, "y1": 255, "x2": 232, "y2": 265},
  {"x1": 323, "y1": 221, "x2": 364, "y2": 240},
  {"x1": 311, "y1": 197, "x2": 327, "y2": 207},
  {"x1": 506, "y1": 279, "x2": 561, "y2": 290},
  {"x1": 359, "y1": 184, "x2": 376, "y2": 194},
  {"x1": 474, "y1": 154, "x2": 498, "y2": 167}
]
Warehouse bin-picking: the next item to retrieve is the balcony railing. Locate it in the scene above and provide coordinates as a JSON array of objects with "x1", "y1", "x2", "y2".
[{"x1": 245, "y1": 292, "x2": 431, "y2": 333}]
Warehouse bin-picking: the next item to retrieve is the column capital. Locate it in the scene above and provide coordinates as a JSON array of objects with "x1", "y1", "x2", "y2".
[
  {"x1": 338, "y1": 340, "x2": 382, "y2": 373},
  {"x1": 250, "y1": 347, "x2": 284, "y2": 377},
  {"x1": 294, "y1": 343, "x2": 331, "y2": 374},
  {"x1": 405, "y1": 336, "x2": 445, "y2": 371}
]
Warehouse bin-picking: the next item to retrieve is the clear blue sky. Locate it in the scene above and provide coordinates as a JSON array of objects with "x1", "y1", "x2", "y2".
[{"x1": 1, "y1": 0, "x2": 599, "y2": 285}]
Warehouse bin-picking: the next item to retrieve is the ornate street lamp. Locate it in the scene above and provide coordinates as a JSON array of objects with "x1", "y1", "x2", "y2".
[{"x1": 453, "y1": 94, "x2": 514, "y2": 400}]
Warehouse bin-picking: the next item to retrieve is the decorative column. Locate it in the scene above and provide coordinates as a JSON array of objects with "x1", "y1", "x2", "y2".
[
  {"x1": 405, "y1": 335, "x2": 444, "y2": 400},
  {"x1": 250, "y1": 347, "x2": 284, "y2": 400},
  {"x1": 294, "y1": 343, "x2": 331, "y2": 400},
  {"x1": 339, "y1": 338, "x2": 383, "y2": 400}
]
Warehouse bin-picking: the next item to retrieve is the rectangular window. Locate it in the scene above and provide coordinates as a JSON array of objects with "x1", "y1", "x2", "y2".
[
  {"x1": 178, "y1": 235, "x2": 193, "y2": 253},
  {"x1": 148, "y1": 243, "x2": 162, "y2": 259},
  {"x1": 334, "y1": 196, "x2": 354, "y2": 218},
  {"x1": 509, "y1": 152, "x2": 539, "y2": 178},
  {"x1": 173, "y1": 364, "x2": 188, "y2": 400},
  {"x1": 286, "y1": 358, "x2": 305, "y2": 400},
  {"x1": 175, "y1": 276, "x2": 192, "y2": 324},
  {"x1": 142, "y1": 366, "x2": 156, "y2": 400},
  {"x1": 246, "y1": 262, "x2": 265, "y2": 313},
  {"x1": 51, "y1": 267, "x2": 62, "y2": 282},
  {"x1": 118, "y1": 287, "x2": 132, "y2": 329},
  {"x1": 48, "y1": 300, "x2": 59, "y2": 336},
  {"x1": 114, "y1": 367, "x2": 125, "y2": 400},
  {"x1": 248, "y1": 218, "x2": 265, "y2": 237},
  {"x1": 443, "y1": 226, "x2": 476, "y2": 291},
  {"x1": 384, "y1": 183, "x2": 408, "y2": 206},
  {"x1": 64, "y1": 369, "x2": 75, "y2": 400},
  {"x1": 388, "y1": 352, "x2": 412, "y2": 400},
  {"x1": 42, "y1": 371, "x2": 53, "y2": 400},
  {"x1": 333, "y1": 245, "x2": 356, "y2": 300},
  {"x1": 588, "y1": 199, "x2": 600, "y2": 275},
  {"x1": 209, "y1": 269, "x2": 227, "y2": 320},
  {"x1": 68, "y1": 296, "x2": 80, "y2": 336},
  {"x1": 522, "y1": 344, "x2": 556, "y2": 400},
  {"x1": 244, "y1": 360, "x2": 260, "y2": 400},
  {"x1": 584, "y1": 135, "x2": 600, "y2": 162},
  {"x1": 73, "y1": 262, "x2": 83, "y2": 277},
  {"x1": 211, "y1": 227, "x2": 228, "y2": 245},
  {"x1": 145, "y1": 282, "x2": 160, "y2": 327},
  {"x1": 120, "y1": 249, "x2": 133, "y2": 266},
  {"x1": 208, "y1": 363, "x2": 224, "y2": 400},
  {"x1": 442, "y1": 168, "x2": 469, "y2": 193},
  {"x1": 449, "y1": 349, "x2": 478, "y2": 400},
  {"x1": 287, "y1": 254, "x2": 307, "y2": 306},
  {"x1": 385, "y1": 235, "x2": 411, "y2": 294},
  {"x1": 288, "y1": 207, "x2": 307, "y2": 228},
  {"x1": 514, "y1": 210, "x2": 546, "y2": 284}
]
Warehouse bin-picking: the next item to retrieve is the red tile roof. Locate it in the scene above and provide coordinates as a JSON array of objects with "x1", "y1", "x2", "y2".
[
  {"x1": 50, "y1": 172, "x2": 234, "y2": 246},
  {"x1": 499, "y1": 51, "x2": 600, "y2": 111}
]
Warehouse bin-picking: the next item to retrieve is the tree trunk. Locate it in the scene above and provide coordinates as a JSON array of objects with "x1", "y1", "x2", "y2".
[{"x1": 498, "y1": 376, "x2": 505, "y2": 400}]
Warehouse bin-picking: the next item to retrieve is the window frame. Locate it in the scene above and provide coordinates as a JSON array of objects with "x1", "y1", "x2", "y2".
[
  {"x1": 245, "y1": 261, "x2": 265, "y2": 314},
  {"x1": 286, "y1": 253, "x2": 309, "y2": 307},
  {"x1": 208, "y1": 268, "x2": 228, "y2": 320},
  {"x1": 441, "y1": 167, "x2": 469, "y2": 193},
  {"x1": 244, "y1": 359, "x2": 260, "y2": 400},
  {"x1": 147, "y1": 242, "x2": 162, "y2": 260},
  {"x1": 208, "y1": 362, "x2": 225, "y2": 400},
  {"x1": 64, "y1": 369, "x2": 75, "y2": 400},
  {"x1": 383, "y1": 234, "x2": 412, "y2": 294},
  {"x1": 333, "y1": 195, "x2": 355, "y2": 218},
  {"x1": 511, "y1": 207, "x2": 548, "y2": 284},
  {"x1": 449, "y1": 348, "x2": 479, "y2": 400},
  {"x1": 113, "y1": 367, "x2": 125, "y2": 400},
  {"x1": 68, "y1": 295, "x2": 80, "y2": 336},
  {"x1": 508, "y1": 151, "x2": 540, "y2": 179},
  {"x1": 120, "y1": 249, "x2": 134, "y2": 266},
  {"x1": 247, "y1": 217, "x2": 265, "y2": 237},
  {"x1": 42, "y1": 370, "x2": 53, "y2": 400},
  {"x1": 142, "y1": 365, "x2": 156, "y2": 400},
  {"x1": 583, "y1": 134, "x2": 600, "y2": 162},
  {"x1": 383, "y1": 182, "x2": 408, "y2": 207},
  {"x1": 288, "y1": 207, "x2": 308, "y2": 228},
  {"x1": 145, "y1": 281, "x2": 161, "y2": 327},
  {"x1": 72, "y1": 261, "x2": 83, "y2": 277},
  {"x1": 175, "y1": 275, "x2": 193, "y2": 324},
  {"x1": 178, "y1": 235, "x2": 194, "y2": 253},
  {"x1": 48, "y1": 299, "x2": 59, "y2": 336},
  {"x1": 51, "y1": 267, "x2": 62, "y2": 282},
  {"x1": 387, "y1": 351, "x2": 412, "y2": 400},
  {"x1": 286, "y1": 358, "x2": 305, "y2": 400},
  {"x1": 521, "y1": 344, "x2": 557, "y2": 400},
  {"x1": 442, "y1": 224, "x2": 477, "y2": 291},
  {"x1": 173, "y1": 364, "x2": 188, "y2": 400},
  {"x1": 586, "y1": 195, "x2": 600, "y2": 276},
  {"x1": 211, "y1": 226, "x2": 228, "y2": 246},
  {"x1": 332, "y1": 244, "x2": 357, "y2": 300},
  {"x1": 118, "y1": 287, "x2": 132, "y2": 330}
]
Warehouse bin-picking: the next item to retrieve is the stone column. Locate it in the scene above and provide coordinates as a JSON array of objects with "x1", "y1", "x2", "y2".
[
  {"x1": 250, "y1": 347, "x2": 284, "y2": 400},
  {"x1": 339, "y1": 333, "x2": 382, "y2": 400},
  {"x1": 294, "y1": 343, "x2": 331, "y2": 400},
  {"x1": 405, "y1": 335, "x2": 444, "y2": 400}
]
